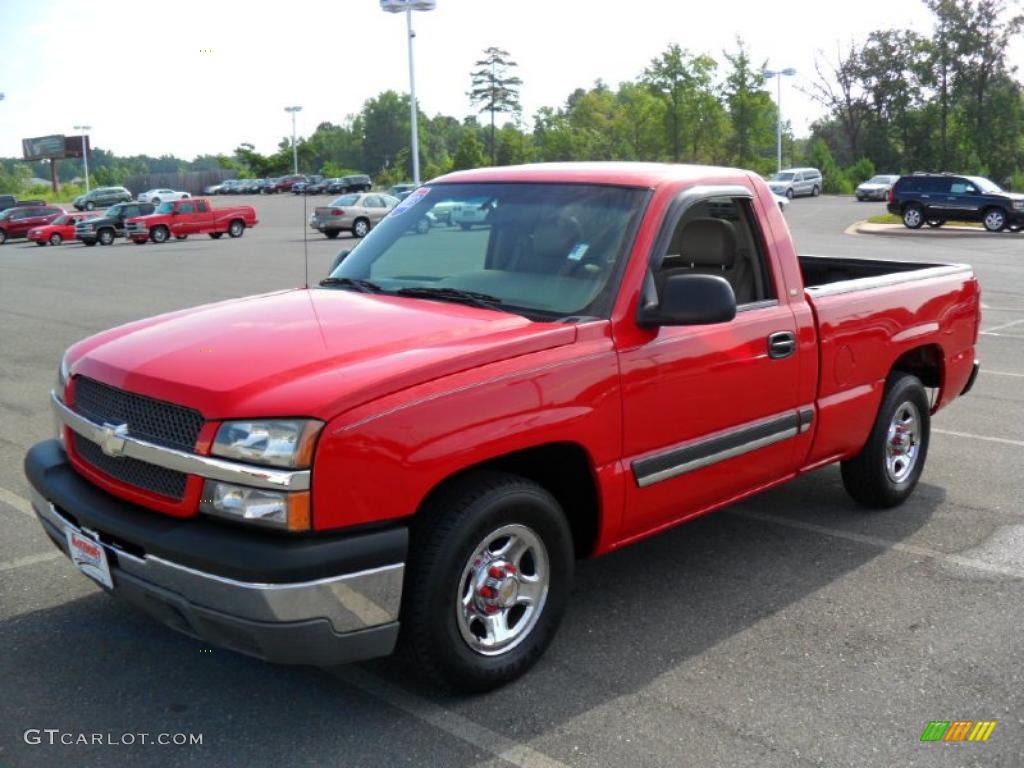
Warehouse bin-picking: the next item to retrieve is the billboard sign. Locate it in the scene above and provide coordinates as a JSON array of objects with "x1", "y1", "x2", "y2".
[{"x1": 22, "y1": 135, "x2": 67, "y2": 160}]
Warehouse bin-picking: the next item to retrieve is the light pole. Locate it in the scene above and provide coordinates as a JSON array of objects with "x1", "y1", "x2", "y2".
[
  {"x1": 73, "y1": 125, "x2": 91, "y2": 192},
  {"x1": 284, "y1": 106, "x2": 302, "y2": 175},
  {"x1": 381, "y1": 0, "x2": 436, "y2": 186},
  {"x1": 762, "y1": 68, "x2": 796, "y2": 172}
]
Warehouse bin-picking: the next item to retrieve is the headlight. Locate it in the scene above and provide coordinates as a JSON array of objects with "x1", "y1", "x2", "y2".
[
  {"x1": 1013, "y1": 201, "x2": 1024, "y2": 210},
  {"x1": 211, "y1": 419, "x2": 322, "y2": 468},
  {"x1": 200, "y1": 480, "x2": 310, "y2": 531}
]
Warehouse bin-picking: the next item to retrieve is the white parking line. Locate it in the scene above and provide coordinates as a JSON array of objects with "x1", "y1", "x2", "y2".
[
  {"x1": 0, "y1": 552, "x2": 61, "y2": 573},
  {"x1": 985, "y1": 370, "x2": 1024, "y2": 378},
  {"x1": 332, "y1": 666, "x2": 570, "y2": 768},
  {"x1": 981, "y1": 317, "x2": 1024, "y2": 334},
  {"x1": 733, "y1": 510, "x2": 1024, "y2": 579},
  {"x1": 0, "y1": 486, "x2": 35, "y2": 518},
  {"x1": 933, "y1": 428, "x2": 1024, "y2": 448}
]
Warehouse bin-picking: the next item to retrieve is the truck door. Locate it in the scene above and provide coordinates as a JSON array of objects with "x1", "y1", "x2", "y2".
[
  {"x1": 171, "y1": 201, "x2": 195, "y2": 235},
  {"x1": 617, "y1": 188, "x2": 806, "y2": 537},
  {"x1": 194, "y1": 199, "x2": 212, "y2": 232}
]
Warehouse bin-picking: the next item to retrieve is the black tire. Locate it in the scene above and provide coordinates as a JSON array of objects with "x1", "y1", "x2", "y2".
[
  {"x1": 856, "y1": 194, "x2": 865, "y2": 202},
  {"x1": 175, "y1": 235, "x2": 188, "y2": 240},
  {"x1": 228, "y1": 220, "x2": 244, "y2": 238},
  {"x1": 982, "y1": 207, "x2": 1007, "y2": 232},
  {"x1": 152, "y1": 198, "x2": 161, "y2": 205},
  {"x1": 35, "y1": 241, "x2": 46, "y2": 246},
  {"x1": 208, "y1": 232, "x2": 223, "y2": 239},
  {"x1": 785, "y1": 188, "x2": 794, "y2": 200},
  {"x1": 401, "y1": 471, "x2": 574, "y2": 692},
  {"x1": 49, "y1": 232, "x2": 63, "y2": 245},
  {"x1": 926, "y1": 219, "x2": 945, "y2": 228},
  {"x1": 85, "y1": 201, "x2": 95, "y2": 211},
  {"x1": 352, "y1": 218, "x2": 370, "y2": 238},
  {"x1": 1008, "y1": 223, "x2": 1022, "y2": 233},
  {"x1": 324, "y1": 230, "x2": 340, "y2": 239},
  {"x1": 83, "y1": 240, "x2": 96, "y2": 247},
  {"x1": 150, "y1": 226, "x2": 169, "y2": 244},
  {"x1": 902, "y1": 204, "x2": 924, "y2": 229},
  {"x1": 841, "y1": 373, "x2": 930, "y2": 508},
  {"x1": 98, "y1": 228, "x2": 115, "y2": 246},
  {"x1": 812, "y1": 185, "x2": 821, "y2": 197}
]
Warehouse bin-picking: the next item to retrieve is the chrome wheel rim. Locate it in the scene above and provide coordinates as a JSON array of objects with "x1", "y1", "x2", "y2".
[
  {"x1": 904, "y1": 208, "x2": 922, "y2": 227},
  {"x1": 456, "y1": 523, "x2": 549, "y2": 656},
  {"x1": 152, "y1": 228, "x2": 166, "y2": 242},
  {"x1": 984, "y1": 211, "x2": 1004, "y2": 231},
  {"x1": 885, "y1": 401, "x2": 921, "y2": 483},
  {"x1": 49, "y1": 234, "x2": 61, "y2": 245},
  {"x1": 230, "y1": 222, "x2": 242, "y2": 236},
  {"x1": 355, "y1": 221, "x2": 368, "y2": 237}
]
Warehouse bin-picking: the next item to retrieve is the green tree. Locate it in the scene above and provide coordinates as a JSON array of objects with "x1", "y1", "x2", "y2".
[
  {"x1": 723, "y1": 39, "x2": 777, "y2": 169},
  {"x1": 451, "y1": 131, "x2": 487, "y2": 171},
  {"x1": 468, "y1": 47, "x2": 523, "y2": 165}
]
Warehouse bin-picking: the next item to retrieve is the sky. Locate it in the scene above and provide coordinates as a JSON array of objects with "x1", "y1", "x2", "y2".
[{"x1": 1, "y1": 0, "x2": 1021, "y2": 162}]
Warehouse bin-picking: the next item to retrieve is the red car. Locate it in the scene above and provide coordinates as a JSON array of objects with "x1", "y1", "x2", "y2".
[
  {"x1": 0, "y1": 204, "x2": 65, "y2": 245},
  {"x1": 28, "y1": 163, "x2": 980, "y2": 691},
  {"x1": 27, "y1": 213, "x2": 99, "y2": 246},
  {"x1": 124, "y1": 198, "x2": 258, "y2": 243}
]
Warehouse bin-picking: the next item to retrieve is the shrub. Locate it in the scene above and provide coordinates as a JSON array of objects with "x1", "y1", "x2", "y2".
[{"x1": 845, "y1": 158, "x2": 876, "y2": 186}]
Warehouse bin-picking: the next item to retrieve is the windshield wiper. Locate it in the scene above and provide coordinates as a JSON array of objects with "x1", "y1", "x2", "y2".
[
  {"x1": 395, "y1": 286, "x2": 507, "y2": 312},
  {"x1": 318, "y1": 277, "x2": 383, "y2": 293}
]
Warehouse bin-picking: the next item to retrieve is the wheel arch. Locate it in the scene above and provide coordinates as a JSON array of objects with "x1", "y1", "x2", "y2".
[
  {"x1": 890, "y1": 343, "x2": 943, "y2": 403},
  {"x1": 416, "y1": 442, "x2": 601, "y2": 559}
]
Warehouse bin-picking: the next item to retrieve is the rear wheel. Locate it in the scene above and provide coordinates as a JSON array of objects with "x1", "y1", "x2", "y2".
[
  {"x1": 85, "y1": 201, "x2": 95, "y2": 211},
  {"x1": 983, "y1": 207, "x2": 1007, "y2": 232},
  {"x1": 98, "y1": 228, "x2": 115, "y2": 246},
  {"x1": 352, "y1": 218, "x2": 370, "y2": 238},
  {"x1": 151, "y1": 198, "x2": 161, "y2": 205},
  {"x1": 400, "y1": 471, "x2": 574, "y2": 692},
  {"x1": 902, "y1": 204, "x2": 924, "y2": 229},
  {"x1": 811, "y1": 185, "x2": 821, "y2": 197},
  {"x1": 786, "y1": 188, "x2": 794, "y2": 200},
  {"x1": 49, "y1": 233, "x2": 63, "y2": 245},
  {"x1": 150, "y1": 226, "x2": 169, "y2": 244},
  {"x1": 228, "y1": 220, "x2": 244, "y2": 238},
  {"x1": 841, "y1": 373, "x2": 930, "y2": 508},
  {"x1": 325, "y1": 230, "x2": 340, "y2": 239}
]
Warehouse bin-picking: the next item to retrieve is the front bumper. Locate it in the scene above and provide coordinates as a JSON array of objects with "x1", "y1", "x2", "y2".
[{"x1": 25, "y1": 439, "x2": 406, "y2": 666}]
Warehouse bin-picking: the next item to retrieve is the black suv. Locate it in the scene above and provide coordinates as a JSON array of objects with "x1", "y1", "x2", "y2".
[
  {"x1": 336, "y1": 174, "x2": 372, "y2": 193},
  {"x1": 888, "y1": 173, "x2": 1024, "y2": 232},
  {"x1": 75, "y1": 202, "x2": 156, "y2": 246}
]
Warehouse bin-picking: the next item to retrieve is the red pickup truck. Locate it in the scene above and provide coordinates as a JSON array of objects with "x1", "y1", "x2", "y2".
[
  {"x1": 26, "y1": 163, "x2": 980, "y2": 691},
  {"x1": 125, "y1": 198, "x2": 257, "y2": 243}
]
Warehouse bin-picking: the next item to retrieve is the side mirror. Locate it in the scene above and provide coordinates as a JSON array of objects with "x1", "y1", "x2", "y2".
[
  {"x1": 638, "y1": 273, "x2": 737, "y2": 327},
  {"x1": 329, "y1": 250, "x2": 351, "y2": 274}
]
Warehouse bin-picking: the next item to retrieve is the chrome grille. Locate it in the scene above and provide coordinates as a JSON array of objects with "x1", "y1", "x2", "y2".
[
  {"x1": 72, "y1": 377, "x2": 203, "y2": 451},
  {"x1": 73, "y1": 433, "x2": 188, "y2": 499}
]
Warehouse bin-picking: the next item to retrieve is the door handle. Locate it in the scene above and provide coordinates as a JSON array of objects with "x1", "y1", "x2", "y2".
[{"x1": 768, "y1": 331, "x2": 796, "y2": 359}]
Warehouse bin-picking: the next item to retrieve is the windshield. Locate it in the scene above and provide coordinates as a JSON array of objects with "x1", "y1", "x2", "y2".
[
  {"x1": 52, "y1": 215, "x2": 71, "y2": 225},
  {"x1": 770, "y1": 173, "x2": 794, "y2": 181},
  {"x1": 866, "y1": 175, "x2": 894, "y2": 184},
  {"x1": 967, "y1": 176, "x2": 1002, "y2": 193},
  {"x1": 155, "y1": 202, "x2": 174, "y2": 214},
  {"x1": 325, "y1": 182, "x2": 647, "y2": 319}
]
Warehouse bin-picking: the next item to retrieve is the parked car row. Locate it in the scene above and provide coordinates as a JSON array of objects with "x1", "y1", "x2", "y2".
[{"x1": 295, "y1": 174, "x2": 373, "y2": 195}]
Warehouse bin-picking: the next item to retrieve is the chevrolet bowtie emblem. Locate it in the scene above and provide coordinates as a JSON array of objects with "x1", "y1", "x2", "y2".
[{"x1": 99, "y1": 423, "x2": 129, "y2": 457}]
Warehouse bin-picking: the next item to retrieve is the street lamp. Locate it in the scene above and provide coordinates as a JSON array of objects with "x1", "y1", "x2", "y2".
[
  {"x1": 381, "y1": 0, "x2": 437, "y2": 186},
  {"x1": 284, "y1": 106, "x2": 302, "y2": 175},
  {"x1": 73, "y1": 124, "x2": 91, "y2": 192},
  {"x1": 762, "y1": 68, "x2": 796, "y2": 173}
]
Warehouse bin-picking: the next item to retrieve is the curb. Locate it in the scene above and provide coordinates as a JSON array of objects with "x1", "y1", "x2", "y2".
[{"x1": 848, "y1": 221, "x2": 1019, "y2": 238}]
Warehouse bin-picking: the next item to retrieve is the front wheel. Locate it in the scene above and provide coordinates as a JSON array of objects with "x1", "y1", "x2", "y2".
[
  {"x1": 841, "y1": 373, "x2": 930, "y2": 508},
  {"x1": 352, "y1": 218, "x2": 370, "y2": 238},
  {"x1": 228, "y1": 220, "x2": 244, "y2": 238},
  {"x1": 49, "y1": 233, "x2": 63, "y2": 246},
  {"x1": 401, "y1": 471, "x2": 574, "y2": 692},
  {"x1": 98, "y1": 229, "x2": 115, "y2": 246},
  {"x1": 150, "y1": 226, "x2": 169, "y2": 244},
  {"x1": 785, "y1": 188, "x2": 794, "y2": 200},
  {"x1": 85, "y1": 201, "x2": 95, "y2": 211},
  {"x1": 983, "y1": 207, "x2": 1007, "y2": 232}
]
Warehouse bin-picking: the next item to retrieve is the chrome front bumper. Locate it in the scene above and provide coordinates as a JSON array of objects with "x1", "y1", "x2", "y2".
[{"x1": 31, "y1": 487, "x2": 403, "y2": 665}]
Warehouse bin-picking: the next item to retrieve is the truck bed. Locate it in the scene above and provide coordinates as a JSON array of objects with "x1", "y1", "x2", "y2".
[{"x1": 799, "y1": 254, "x2": 972, "y2": 295}]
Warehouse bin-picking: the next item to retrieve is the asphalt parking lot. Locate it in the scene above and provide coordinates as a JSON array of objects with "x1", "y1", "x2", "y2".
[{"x1": 1, "y1": 193, "x2": 1022, "y2": 767}]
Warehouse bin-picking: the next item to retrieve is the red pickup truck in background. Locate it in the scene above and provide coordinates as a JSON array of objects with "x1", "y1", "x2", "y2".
[
  {"x1": 26, "y1": 163, "x2": 980, "y2": 692},
  {"x1": 125, "y1": 198, "x2": 257, "y2": 243}
]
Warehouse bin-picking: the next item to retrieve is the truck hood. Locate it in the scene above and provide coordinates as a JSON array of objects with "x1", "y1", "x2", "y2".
[{"x1": 68, "y1": 288, "x2": 575, "y2": 421}]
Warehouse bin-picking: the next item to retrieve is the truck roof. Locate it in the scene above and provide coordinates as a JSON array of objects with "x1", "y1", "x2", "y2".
[{"x1": 434, "y1": 162, "x2": 754, "y2": 189}]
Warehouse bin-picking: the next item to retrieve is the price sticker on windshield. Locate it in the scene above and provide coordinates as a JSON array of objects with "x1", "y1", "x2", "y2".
[{"x1": 390, "y1": 187, "x2": 430, "y2": 217}]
